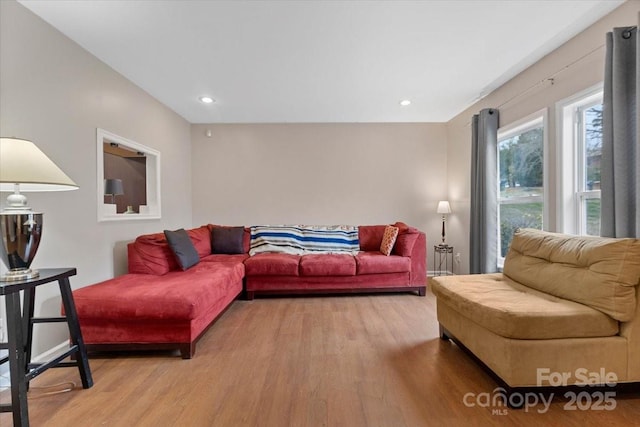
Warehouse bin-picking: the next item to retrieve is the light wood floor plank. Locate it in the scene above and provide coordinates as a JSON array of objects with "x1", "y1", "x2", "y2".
[{"x1": 2, "y1": 289, "x2": 639, "y2": 426}]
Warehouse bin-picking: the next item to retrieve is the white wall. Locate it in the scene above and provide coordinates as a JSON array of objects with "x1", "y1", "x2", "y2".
[
  {"x1": 445, "y1": 1, "x2": 639, "y2": 274},
  {"x1": 191, "y1": 123, "x2": 448, "y2": 270},
  {"x1": 0, "y1": 1, "x2": 193, "y2": 355}
]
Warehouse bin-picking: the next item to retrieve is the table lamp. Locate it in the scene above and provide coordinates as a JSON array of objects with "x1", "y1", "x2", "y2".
[
  {"x1": 437, "y1": 200, "x2": 452, "y2": 245},
  {"x1": 104, "y1": 178, "x2": 124, "y2": 204},
  {"x1": 0, "y1": 137, "x2": 78, "y2": 281}
]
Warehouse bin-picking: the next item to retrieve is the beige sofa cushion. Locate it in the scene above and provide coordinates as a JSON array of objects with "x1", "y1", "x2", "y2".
[
  {"x1": 503, "y1": 228, "x2": 640, "y2": 321},
  {"x1": 431, "y1": 273, "x2": 619, "y2": 339}
]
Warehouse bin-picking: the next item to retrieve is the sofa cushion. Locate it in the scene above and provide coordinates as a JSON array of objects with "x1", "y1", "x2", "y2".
[
  {"x1": 392, "y1": 233, "x2": 419, "y2": 257},
  {"x1": 244, "y1": 253, "x2": 301, "y2": 276},
  {"x1": 299, "y1": 254, "x2": 356, "y2": 276},
  {"x1": 504, "y1": 228, "x2": 640, "y2": 321},
  {"x1": 129, "y1": 232, "x2": 179, "y2": 275},
  {"x1": 188, "y1": 226, "x2": 212, "y2": 258},
  {"x1": 128, "y1": 227, "x2": 211, "y2": 275},
  {"x1": 380, "y1": 226, "x2": 399, "y2": 256},
  {"x1": 164, "y1": 229, "x2": 200, "y2": 270},
  {"x1": 211, "y1": 226, "x2": 245, "y2": 254},
  {"x1": 358, "y1": 225, "x2": 387, "y2": 251},
  {"x1": 431, "y1": 273, "x2": 619, "y2": 339},
  {"x1": 355, "y1": 252, "x2": 411, "y2": 275},
  {"x1": 392, "y1": 222, "x2": 421, "y2": 257},
  {"x1": 73, "y1": 262, "x2": 244, "y2": 320},
  {"x1": 201, "y1": 254, "x2": 249, "y2": 264},
  {"x1": 392, "y1": 221, "x2": 412, "y2": 233}
]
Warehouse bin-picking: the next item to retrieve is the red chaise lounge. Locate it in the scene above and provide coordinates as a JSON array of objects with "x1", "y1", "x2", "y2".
[{"x1": 72, "y1": 226, "x2": 245, "y2": 359}]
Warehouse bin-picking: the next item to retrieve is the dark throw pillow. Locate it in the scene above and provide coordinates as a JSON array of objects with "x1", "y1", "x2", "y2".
[
  {"x1": 164, "y1": 229, "x2": 200, "y2": 270},
  {"x1": 211, "y1": 226, "x2": 245, "y2": 254}
]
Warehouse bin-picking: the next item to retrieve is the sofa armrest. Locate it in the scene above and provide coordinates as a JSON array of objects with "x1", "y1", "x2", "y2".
[
  {"x1": 409, "y1": 232, "x2": 427, "y2": 286},
  {"x1": 127, "y1": 241, "x2": 174, "y2": 275},
  {"x1": 127, "y1": 242, "x2": 149, "y2": 274},
  {"x1": 620, "y1": 284, "x2": 640, "y2": 380}
]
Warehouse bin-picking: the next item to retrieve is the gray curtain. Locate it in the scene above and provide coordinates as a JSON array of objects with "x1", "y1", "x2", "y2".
[
  {"x1": 601, "y1": 17, "x2": 639, "y2": 238},
  {"x1": 470, "y1": 108, "x2": 499, "y2": 274}
]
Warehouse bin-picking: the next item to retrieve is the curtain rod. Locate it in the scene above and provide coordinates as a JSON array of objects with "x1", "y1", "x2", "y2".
[
  {"x1": 496, "y1": 42, "x2": 605, "y2": 110},
  {"x1": 463, "y1": 42, "x2": 606, "y2": 127}
]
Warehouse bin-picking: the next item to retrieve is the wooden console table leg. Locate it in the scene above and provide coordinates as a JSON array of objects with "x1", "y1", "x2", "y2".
[
  {"x1": 22, "y1": 287, "x2": 36, "y2": 390},
  {"x1": 58, "y1": 277, "x2": 93, "y2": 389},
  {"x1": 5, "y1": 291, "x2": 29, "y2": 426}
]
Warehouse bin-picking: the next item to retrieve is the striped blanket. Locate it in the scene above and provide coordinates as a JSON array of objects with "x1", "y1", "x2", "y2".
[{"x1": 250, "y1": 225, "x2": 360, "y2": 256}]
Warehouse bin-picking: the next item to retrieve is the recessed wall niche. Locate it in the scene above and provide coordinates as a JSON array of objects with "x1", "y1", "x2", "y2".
[{"x1": 97, "y1": 128, "x2": 161, "y2": 222}]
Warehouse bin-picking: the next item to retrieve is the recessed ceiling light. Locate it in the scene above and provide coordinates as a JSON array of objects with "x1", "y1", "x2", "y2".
[
  {"x1": 400, "y1": 99, "x2": 411, "y2": 106},
  {"x1": 199, "y1": 96, "x2": 215, "y2": 104}
]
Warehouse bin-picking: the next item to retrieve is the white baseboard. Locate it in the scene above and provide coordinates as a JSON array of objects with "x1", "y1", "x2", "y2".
[
  {"x1": 32, "y1": 341, "x2": 70, "y2": 363},
  {"x1": 0, "y1": 341, "x2": 68, "y2": 383}
]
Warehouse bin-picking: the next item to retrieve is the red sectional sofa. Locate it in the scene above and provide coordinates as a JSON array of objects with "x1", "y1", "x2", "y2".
[{"x1": 72, "y1": 223, "x2": 426, "y2": 358}]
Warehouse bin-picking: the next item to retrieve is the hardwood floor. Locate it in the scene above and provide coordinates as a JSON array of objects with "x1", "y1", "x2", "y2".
[{"x1": 2, "y1": 288, "x2": 640, "y2": 426}]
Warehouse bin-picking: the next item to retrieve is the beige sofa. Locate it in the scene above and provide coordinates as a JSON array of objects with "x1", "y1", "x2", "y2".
[{"x1": 431, "y1": 228, "x2": 640, "y2": 393}]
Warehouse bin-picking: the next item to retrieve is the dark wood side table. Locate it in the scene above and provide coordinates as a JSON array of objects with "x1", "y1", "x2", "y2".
[{"x1": 0, "y1": 268, "x2": 93, "y2": 427}]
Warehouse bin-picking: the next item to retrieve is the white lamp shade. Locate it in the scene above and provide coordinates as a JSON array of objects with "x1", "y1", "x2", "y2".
[
  {"x1": 0, "y1": 137, "x2": 78, "y2": 192},
  {"x1": 437, "y1": 200, "x2": 452, "y2": 214}
]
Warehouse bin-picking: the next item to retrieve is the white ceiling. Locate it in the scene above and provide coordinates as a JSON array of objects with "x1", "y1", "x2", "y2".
[{"x1": 19, "y1": 0, "x2": 624, "y2": 123}]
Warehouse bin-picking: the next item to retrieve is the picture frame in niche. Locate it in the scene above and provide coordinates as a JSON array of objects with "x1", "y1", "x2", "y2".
[{"x1": 96, "y1": 128, "x2": 161, "y2": 222}]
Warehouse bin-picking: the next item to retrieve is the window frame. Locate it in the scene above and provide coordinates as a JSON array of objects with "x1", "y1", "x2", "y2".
[
  {"x1": 96, "y1": 128, "x2": 162, "y2": 222},
  {"x1": 496, "y1": 109, "x2": 549, "y2": 268},
  {"x1": 555, "y1": 84, "x2": 603, "y2": 236}
]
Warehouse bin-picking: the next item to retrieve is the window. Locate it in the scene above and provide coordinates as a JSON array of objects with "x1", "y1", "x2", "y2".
[
  {"x1": 497, "y1": 111, "x2": 547, "y2": 266},
  {"x1": 557, "y1": 86, "x2": 602, "y2": 236}
]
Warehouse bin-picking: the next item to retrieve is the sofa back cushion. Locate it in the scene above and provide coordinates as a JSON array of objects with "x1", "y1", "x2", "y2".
[
  {"x1": 189, "y1": 226, "x2": 212, "y2": 258},
  {"x1": 128, "y1": 226, "x2": 212, "y2": 275},
  {"x1": 128, "y1": 232, "x2": 179, "y2": 275},
  {"x1": 503, "y1": 228, "x2": 640, "y2": 321},
  {"x1": 358, "y1": 225, "x2": 387, "y2": 251},
  {"x1": 391, "y1": 221, "x2": 421, "y2": 257}
]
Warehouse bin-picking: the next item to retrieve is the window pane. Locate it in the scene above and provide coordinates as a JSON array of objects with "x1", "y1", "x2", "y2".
[
  {"x1": 498, "y1": 124, "x2": 544, "y2": 257},
  {"x1": 499, "y1": 127, "x2": 544, "y2": 199},
  {"x1": 583, "y1": 105, "x2": 602, "y2": 191},
  {"x1": 584, "y1": 198, "x2": 601, "y2": 236},
  {"x1": 499, "y1": 202, "x2": 543, "y2": 257}
]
